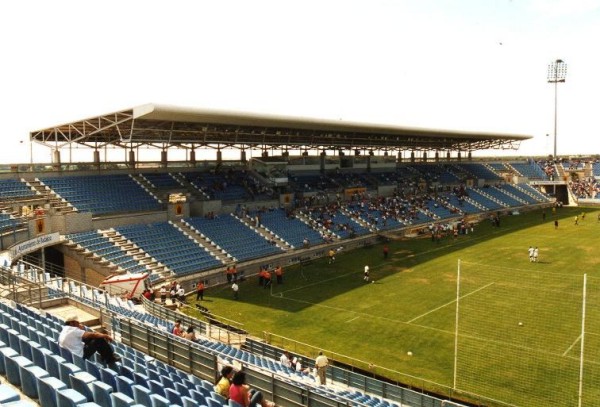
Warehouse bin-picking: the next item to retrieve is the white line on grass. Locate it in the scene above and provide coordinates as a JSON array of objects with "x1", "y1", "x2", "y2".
[
  {"x1": 346, "y1": 316, "x2": 359, "y2": 323},
  {"x1": 562, "y1": 334, "x2": 582, "y2": 357},
  {"x1": 406, "y1": 282, "x2": 495, "y2": 324}
]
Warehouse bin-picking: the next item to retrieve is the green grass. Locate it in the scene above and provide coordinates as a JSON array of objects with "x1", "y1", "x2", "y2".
[{"x1": 186, "y1": 207, "x2": 600, "y2": 407}]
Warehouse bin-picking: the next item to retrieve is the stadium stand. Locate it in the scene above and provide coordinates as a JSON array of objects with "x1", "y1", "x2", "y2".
[
  {"x1": 250, "y1": 209, "x2": 325, "y2": 249},
  {"x1": 183, "y1": 215, "x2": 284, "y2": 262},
  {"x1": 115, "y1": 222, "x2": 222, "y2": 276},
  {"x1": 38, "y1": 174, "x2": 163, "y2": 216},
  {"x1": 0, "y1": 262, "x2": 467, "y2": 407}
]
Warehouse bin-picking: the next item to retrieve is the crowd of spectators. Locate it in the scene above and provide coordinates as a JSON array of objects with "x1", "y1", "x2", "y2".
[{"x1": 569, "y1": 177, "x2": 600, "y2": 199}]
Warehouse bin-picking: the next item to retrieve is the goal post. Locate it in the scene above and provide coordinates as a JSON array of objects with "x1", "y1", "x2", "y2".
[{"x1": 453, "y1": 260, "x2": 600, "y2": 407}]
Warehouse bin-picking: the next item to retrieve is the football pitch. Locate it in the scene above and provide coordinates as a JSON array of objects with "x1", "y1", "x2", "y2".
[{"x1": 192, "y1": 207, "x2": 600, "y2": 407}]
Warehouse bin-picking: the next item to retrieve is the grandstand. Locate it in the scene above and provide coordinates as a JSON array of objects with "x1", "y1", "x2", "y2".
[{"x1": 2, "y1": 104, "x2": 594, "y2": 407}]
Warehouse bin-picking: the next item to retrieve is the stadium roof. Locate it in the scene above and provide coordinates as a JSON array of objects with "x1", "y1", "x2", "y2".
[{"x1": 30, "y1": 103, "x2": 532, "y2": 154}]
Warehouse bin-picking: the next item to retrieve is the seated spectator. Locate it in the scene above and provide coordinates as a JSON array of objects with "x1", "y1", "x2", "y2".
[
  {"x1": 293, "y1": 357, "x2": 311, "y2": 375},
  {"x1": 58, "y1": 315, "x2": 120, "y2": 369},
  {"x1": 279, "y1": 351, "x2": 292, "y2": 368},
  {"x1": 183, "y1": 325, "x2": 197, "y2": 342},
  {"x1": 229, "y1": 371, "x2": 276, "y2": 407},
  {"x1": 172, "y1": 319, "x2": 184, "y2": 337},
  {"x1": 214, "y1": 366, "x2": 235, "y2": 399}
]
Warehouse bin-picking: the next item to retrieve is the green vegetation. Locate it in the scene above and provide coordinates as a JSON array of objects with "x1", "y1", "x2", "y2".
[{"x1": 187, "y1": 207, "x2": 600, "y2": 407}]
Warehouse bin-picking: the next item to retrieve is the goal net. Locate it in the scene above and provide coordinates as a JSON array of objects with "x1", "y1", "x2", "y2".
[{"x1": 454, "y1": 260, "x2": 600, "y2": 407}]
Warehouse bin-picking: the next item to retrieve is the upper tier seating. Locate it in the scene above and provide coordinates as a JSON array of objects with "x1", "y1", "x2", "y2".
[
  {"x1": 465, "y1": 187, "x2": 506, "y2": 210},
  {"x1": 509, "y1": 161, "x2": 549, "y2": 180},
  {"x1": 66, "y1": 230, "x2": 148, "y2": 275},
  {"x1": 140, "y1": 172, "x2": 182, "y2": 188},
  {"x1": 411, "y1": 164, "x2": 461, "y2": 184},
  {"x1": 39, "y1": 174, "x2": 162, "y2": 216},
  {"x1": 0, "y1": 179, "x2": 36, "y2": 200},
  {"x1": 183, "y1": 215, "x2": 283, "y2": 262},
  {"x1": 304, "y1": 208, "x2": 371, "y2": 238},
  {"x1": 180, "y1": 170, "x2": 266, "y2": 202},
  {"x1": 288, "y1": 172, "x2": 339, "y2": 192},
  {"x1": 497, "y1": 184, "x2": 541, "y2": 204},
  {"x1": 455, "y1": 163, "x2": 502, "y2": 181},
  {"x1": 115, "y1": 222, "x2": 221, "y2": 276},
  {"x1": 252, "y1": 209, "x2": 324, "y2": 249},
  {"x1": 0, "y1": 212, "x2": 25, "y2": 234},
  {"x1": 488, "y1": 162, "x2": 508, "y2": 172}
]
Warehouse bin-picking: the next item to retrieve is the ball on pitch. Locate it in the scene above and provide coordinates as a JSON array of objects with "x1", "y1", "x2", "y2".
[
  {"x1": 518, "y1": 322, "x2": 523, "y2": 326},
  {"x1": 407, "y1": 351, "x2": 413, "y2": 356},
  {"x1": 371, "y1": 280, "x2": 375, "y2": 284}
]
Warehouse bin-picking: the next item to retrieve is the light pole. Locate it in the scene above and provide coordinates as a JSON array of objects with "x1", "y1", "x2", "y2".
[{"x1": 547, "y1": 59, "x2": 567, "y2": 160}]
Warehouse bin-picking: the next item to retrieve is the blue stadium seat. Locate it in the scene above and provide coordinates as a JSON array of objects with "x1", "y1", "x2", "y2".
[
  {"x1": 37, "y1": 376, "x2": 68, "y2": 407},
  {"x1": 31, "y1": 344, "x2": 53, "y2": 370},
  {"x1": 70, "y1": 371, "x2": 98, "y2": 402},
  {"x1": 56, "y1": 388, "x2": 88, "y2": 407},
  {"x1": 210, "y1": 391, "x2": 227, "y2": 405},
  {"x1": 19, "y1": 364, "x2": 49, "y2": 398},
  {"x1": 58, "y1": 362, "x2": 82, "y2": 384},
  {"x1": 5, "y1": 355, "x2": 33, "y2": 386},
  {"x1": 110, "y1": 391, "x2": 136, "y2": 407},
  {"x1": 165, "y1": 387, "x2": 183, "y2": 405},
  {"x1": 149, "y1": 393, "x2": 171, "y2": 407},
  {"x1": 85, "y1": 359, "x2": 102, "y2": 380},
  {"x1": 44, "y1": 354, "x2": 67, "y2": 379},
  {"x1": 206, "y1": 397, "x2": 223, "y2": 407},
  {"x1": 182, "y1": 396, "x2": 200, "y2": 407},
  {"x1": 0, "y1": 346, "x2": 19, "y2": 375},
  {"x1": 99, "y1": 367, "x2": 119, "y2": 390},
  {"x1": 0, "y1": 384, "x2": 20, "y2": 403},
  {"x1": 148, "y1": 379, "x2": 166, "y2": 397},
  {"x1": 132, "y1": 384, "x2": 153, "y2": 407},
  {"x1": 115, "y1": 375, "x2": 135, "y2": 398},
  {"x1": 91, "y1": 381, "x2": 114, "y2": 407}
]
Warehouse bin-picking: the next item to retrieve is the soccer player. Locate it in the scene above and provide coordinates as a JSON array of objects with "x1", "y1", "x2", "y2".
[
  {"x1": 528, "y1": 246, "x2": 534, "y2": 262},
  {"x1": 363, "y1": 265, "x2": 370, "y2": 282},
  {"x1": 533, "y1": 247, "x2": 539, "y2": 262}
]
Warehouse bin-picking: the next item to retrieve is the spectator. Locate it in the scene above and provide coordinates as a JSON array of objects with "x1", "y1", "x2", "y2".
[
  {"x1": 293, "y1": 357, "x2": 311, "y2": 375},
  {"x1": 214, "y1": 366, "x2": 235, "y2": 399},
  {"x1": 172, "y1": 320, "x2": 184, "y2": 337},
  {"x1": 58, "y1": 315, "x2": 120, "y2": 369},
  {"x1": 177, "y1": 285, "x2": 186, "y2": 306},
  {"x1": 232, "y1": 282, "x2": 239, "y2": 300},
  {"x1": 183, "y1": 326, "x2": 197, "y2": 342},
  {"x1": 160, "y1": 285, "x2": 167, "y2": 304},
  {"x1": 229, "y1": 371, "x2": 276, "y2": 407},
  {"x1": 274, "y1": 266, "x2": 283, "y2": 284},
  {"x1": 279, "y1": 351, "x2": 291, "y2": 369},
  {"x1": 196, "y1": 281, "x2": 205, "y2": 301},
  {"x1": 315, "y1": 351, "x2": 329, "y2": 385}
]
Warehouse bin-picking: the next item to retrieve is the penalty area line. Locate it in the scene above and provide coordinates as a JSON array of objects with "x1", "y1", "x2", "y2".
[
  {"x1": 563, "y1": 334, "x2": 582, "y2": 357},
  {"x1": 406, "y1": 282, "x2": 495, "y2": 324},
  {"x1": 346, "y1": 316, "x2": 360, "y2": 323}
]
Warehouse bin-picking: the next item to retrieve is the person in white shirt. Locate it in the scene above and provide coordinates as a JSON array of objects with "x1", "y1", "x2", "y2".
[
  {"x1": 528, "y1": 246, "x2": 534, "y2": 262},
  {"x1": 533, "y1": 247, "x2": 539, "y2": 262},
  {"x1": 58, "y1": 315, "x2": 120, "y2": 368},
  {"x1": 315, "y1": 351, "x2": 329, "y2": 385},
  {"x1": 279, "y1": 351, "x2": 291, "y2": 368},
  {"x1": 177, "y1": 286, "x2": 186, "y2": 306}
]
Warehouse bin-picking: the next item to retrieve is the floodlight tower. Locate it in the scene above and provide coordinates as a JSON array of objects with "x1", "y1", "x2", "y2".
[{"x1": 547, "y1": 59, "x2": 567, "y2": 159}]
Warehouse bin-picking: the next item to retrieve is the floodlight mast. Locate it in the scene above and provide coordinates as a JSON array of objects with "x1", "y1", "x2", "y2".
[{"x1": 547, "y1": 59, "x2": 567, "y2": 160}]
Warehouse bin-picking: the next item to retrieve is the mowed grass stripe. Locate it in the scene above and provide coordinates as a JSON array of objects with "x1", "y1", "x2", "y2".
[{"x1": 188, "y1": 207, "x2": 600, "y2": 406}]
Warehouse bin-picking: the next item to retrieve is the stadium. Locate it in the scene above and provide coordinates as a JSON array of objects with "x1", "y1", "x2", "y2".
[{"x1": 1, "y1": 102, "x2": 599, "y2": 407}]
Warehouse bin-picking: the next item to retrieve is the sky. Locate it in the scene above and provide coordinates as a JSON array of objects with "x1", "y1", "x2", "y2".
[{"x1": 1, "y1": 0, "x2": 599, "y2": 164}]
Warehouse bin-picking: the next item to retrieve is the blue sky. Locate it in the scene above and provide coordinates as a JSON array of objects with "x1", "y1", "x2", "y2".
[{"x1": 1, "y1": 0, "x2": 599, "y2": 163}]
